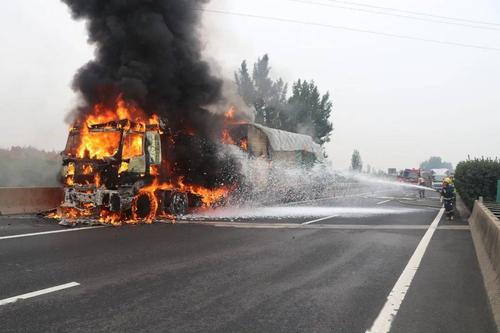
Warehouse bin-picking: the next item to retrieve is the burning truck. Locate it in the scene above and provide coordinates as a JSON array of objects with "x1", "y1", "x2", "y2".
[
  {"x1": 58, "y1": 98, "x2": 230, "y2": 225},
  {"x1": 57, "y1": 99, "x2": 324, "y2": 225}
]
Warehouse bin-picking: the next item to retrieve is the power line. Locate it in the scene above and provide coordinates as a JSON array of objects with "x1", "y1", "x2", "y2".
[
  {"x1": 321, "y1": 0, "x2": 500, "y2": 27},
  {"x1": 289, "y1": 0, "x2": 500, "y2": 32},
  {"x1": 199, "y1": 8, "x2": 500, "y2": 52}
]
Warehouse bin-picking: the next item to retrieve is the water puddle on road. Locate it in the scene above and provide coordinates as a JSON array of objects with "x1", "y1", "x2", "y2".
[{"x1": 183, "y1": 206, "x2": 420, "y2": 221}]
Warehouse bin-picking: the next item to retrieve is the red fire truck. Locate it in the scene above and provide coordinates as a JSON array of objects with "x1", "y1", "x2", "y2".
[{"x1": 398, "y1": 168, "x2": 421, "y2": 184}]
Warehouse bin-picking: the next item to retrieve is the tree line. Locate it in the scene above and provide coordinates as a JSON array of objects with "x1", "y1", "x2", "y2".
[
  {"x1": 420, "y1": 156, "x2": 453, "y2": 171},
  {"x1": 0, "y1": 147, "x2": 61, "y2": 187},
  {"x1": 235, "y1": 54, "x2": 333, "y2": 145}
]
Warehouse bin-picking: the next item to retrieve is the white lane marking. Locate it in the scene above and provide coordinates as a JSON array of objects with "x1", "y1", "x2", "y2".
[
  {"x1": 0, "y1": 226, "x2": 106, "y2": 240},
  {"x1": 301, "y1": 215, "x2": 339, "y2": 225},
  {"x1": 376, "y1": 199, "x2": 392, "y2": 205},
  {"x1": 215, "y1": 223, "x2": 430, "y2": 230},
  {"x1": 0, "y1": 282, "x2": 80, "y2": 306},
  {"x1": 366, "y1": 207, "x2": 445, "y2": 333}
]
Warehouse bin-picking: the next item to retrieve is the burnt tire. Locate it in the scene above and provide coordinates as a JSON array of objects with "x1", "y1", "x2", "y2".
[
  {"x1": 163, "y1": 191, "x2": 188, "y2": 216},
  {"x1": 132, "y1": 192, "x2": 157, "y2": 222}
]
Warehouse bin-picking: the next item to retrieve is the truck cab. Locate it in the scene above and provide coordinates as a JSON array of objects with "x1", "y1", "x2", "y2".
[{"x1": 60, "y1": 119, "x2": 189, "y2": 223}]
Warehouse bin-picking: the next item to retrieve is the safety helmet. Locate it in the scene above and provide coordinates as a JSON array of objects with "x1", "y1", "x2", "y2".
[{"x1": 443, "y1": 177, "x2": 452, "y2": 184}]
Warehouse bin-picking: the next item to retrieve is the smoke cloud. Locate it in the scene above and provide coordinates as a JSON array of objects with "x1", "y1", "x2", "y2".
[{"x1": 62, "y1": 0, "x2": 240, "y2": 188}]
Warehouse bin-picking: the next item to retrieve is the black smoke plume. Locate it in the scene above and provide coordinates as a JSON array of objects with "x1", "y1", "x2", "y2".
[{"x1": 62, "y1": 0, "x2": 240, "y2": 188}]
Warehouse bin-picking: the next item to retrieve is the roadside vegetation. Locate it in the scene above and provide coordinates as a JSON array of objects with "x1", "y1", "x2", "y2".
[
  {"x1": 455, "y1": 157, "x2": 500, "y2": 209},
  {"x1": 0, "y1": 147, "x2": 61, "y2": 187}
]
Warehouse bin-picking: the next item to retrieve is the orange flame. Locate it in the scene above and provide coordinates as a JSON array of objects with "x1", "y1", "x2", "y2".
[
  {"x1": 118, "y1": 162, "x2": 129, "y2": 174},
  {"x1": 222, "y1": 129, "x2": 235, "y2": 145},
  {"x1": 99, "y1": 210, "x2": 122, "y2": 226},
  {"x1": 94, "y1": 173, "x2": 102, "y2": 187},
  {"x1": 150, "y1": 165, "x2": 160, "y2": 176},
  {"x1": 224, "y1": 106, "x2": 235, "y2": 120},
  {"x1": 76, "y1": 125, "x2": 121, "y2": 159},
  {"x1": 240, "y1": 138, "x2": 248, "y2": 151},
  {"x1": 137, "y1": 178, "x2": 229, "y2": 209},
  {"x1": 122, "y1": 133, "x2": 144, "y2": 160},
  {"x1": 66, "y1": 176, "x2": 75, "y2": 186},
  {"x1": 82, "y1": 164, "x2": 93, "y2": 175},
  {"x1": 72, "y1": 96, "x2": 158, "y2": 160}
]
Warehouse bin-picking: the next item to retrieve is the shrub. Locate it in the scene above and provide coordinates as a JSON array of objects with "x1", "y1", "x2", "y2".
[
  {"x1": 0, "y1": 147, "x2": 61, "y2": 187},
  {"x1": 455, "y1": 157, "x2": 500, "y2": 209}
]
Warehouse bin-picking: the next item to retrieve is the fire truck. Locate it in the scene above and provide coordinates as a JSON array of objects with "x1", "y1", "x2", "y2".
[{"x1": 398, "y1": 168, "x2": 421, "y2": 184}]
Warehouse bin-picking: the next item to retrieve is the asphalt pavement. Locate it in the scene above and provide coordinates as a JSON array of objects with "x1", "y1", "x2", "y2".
[{"x1": 0, "y1": 189, "x2": 496, "y2": 332}]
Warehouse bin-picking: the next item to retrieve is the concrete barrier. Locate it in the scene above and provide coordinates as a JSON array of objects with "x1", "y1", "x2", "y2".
[
  {"x1": 469, "y1": 200, "x2": 500, "y2": 330},
  {"x1": 0, "y1": 187, "x2": 63, "y2": 215}
]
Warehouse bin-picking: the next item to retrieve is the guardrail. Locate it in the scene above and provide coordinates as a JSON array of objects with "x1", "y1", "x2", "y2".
[
  {"x1": 484, "y1": 202, "x2": 500, "y2": 220},
  {"x1": 468, "y1": 200, "x2": 500, "y2": 329},
  {"x1": 470, "y1": 200, "x2": 500, "y2": 272},
  {"x1": 0, "y1": 187, "x2": 63, "y2": 215}
]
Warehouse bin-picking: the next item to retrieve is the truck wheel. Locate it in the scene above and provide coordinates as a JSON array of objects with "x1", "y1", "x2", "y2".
[
  {"x1": 132, "y1": 192, "x2": 158, "y2": 223},
  {"x1": 163, "y1": 191, "x2": 188, "y2": 216}
]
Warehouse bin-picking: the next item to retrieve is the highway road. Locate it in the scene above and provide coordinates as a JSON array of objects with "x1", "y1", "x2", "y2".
[{"x1": 0, "y1": 189, "x2": 496, "y2": 332}]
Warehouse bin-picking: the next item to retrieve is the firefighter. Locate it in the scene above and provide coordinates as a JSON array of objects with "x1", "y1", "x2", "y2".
[
  {"x1": 441, "y1": 177, "x2": 456, "y2": 220},
  {"x1": 417, "y1": 175, "x2": 426, "y2": 198}
]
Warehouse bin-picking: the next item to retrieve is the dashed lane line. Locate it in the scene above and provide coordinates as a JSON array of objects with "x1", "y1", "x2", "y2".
[
  {"x1": 301, "y1": 215, "x2": 339, "y2": 225},
  {"x1": 0, "y1": 282, "x2": 80, "y2": 306},
  {"x1": 366, "y1": 207, "x2": 445, "y2": 333},
  {"x1": 376, "y1": 199, "x2": 392, "y2": 205}
]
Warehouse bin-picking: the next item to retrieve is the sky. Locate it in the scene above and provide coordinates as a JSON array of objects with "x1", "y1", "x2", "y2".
[{"x1": 0, "y1": 0, "x2": 499, "y2": 171}]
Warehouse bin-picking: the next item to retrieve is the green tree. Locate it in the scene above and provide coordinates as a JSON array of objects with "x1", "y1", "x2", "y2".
[
  {"x1": 285, "y1": 79, "x2": 333, "y2": 144},
  {"x1": 252, "y1": 54, "x2": 273, "y2": 125},
  {"x1": 267, "y1": 78, "x2": 288, "y2": 129},
  {"x1": 420, "y1": 156, "x2": 453, "y2": 170},
  {"x1": 235, "y1": 54, "x2": 287, "y2": 128},
  {"x1": 351, "y1": 150, "x2": 362, "y2": 172},
  {"x1": 234, "y1": 60, "x2": 255, "y2": 107}
]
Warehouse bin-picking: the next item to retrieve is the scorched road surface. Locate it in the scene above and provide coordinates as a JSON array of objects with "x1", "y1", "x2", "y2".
[{"x1": 0, "y1": 190, "x2": 496, "y2": 332}]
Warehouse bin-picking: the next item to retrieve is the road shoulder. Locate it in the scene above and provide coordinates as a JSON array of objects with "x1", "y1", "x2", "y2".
[{"x1": 391, "y1": 217, "x2": 496, "y2": 333}]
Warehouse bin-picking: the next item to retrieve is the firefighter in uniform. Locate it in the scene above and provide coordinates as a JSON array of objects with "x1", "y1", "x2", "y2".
[{"x1": 441, "y1": 177, "x2": 456, "y2": 220}]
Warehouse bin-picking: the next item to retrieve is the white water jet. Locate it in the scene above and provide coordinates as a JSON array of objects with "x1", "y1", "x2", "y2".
[
  {"x1": 184, "y1": 205, "x2": 419, "y2": 220},
  {"x1": 339, "y1": 171, "x2": 435, "y2": 191}
]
